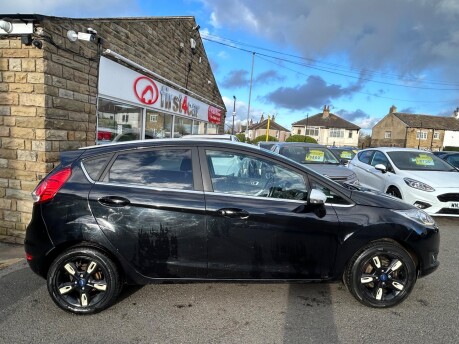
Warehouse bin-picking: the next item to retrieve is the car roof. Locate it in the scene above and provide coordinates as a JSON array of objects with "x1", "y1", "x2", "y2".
[
  {"x1": 272, "y1": 142, "x2": 325, "y2": 147},
  {"x1": 360, "y1": 147, "x2": 432, "y2": 153}
]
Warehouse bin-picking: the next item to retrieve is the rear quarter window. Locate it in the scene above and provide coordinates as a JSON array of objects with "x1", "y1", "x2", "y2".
[{"x1": 81, "y1": 155, "x2": 112, "y2": 181}]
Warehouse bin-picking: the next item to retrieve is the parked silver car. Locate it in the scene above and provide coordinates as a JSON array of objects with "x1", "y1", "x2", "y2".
[{"x1": 270, "y1": 142, "x2": 359, "y2": 185}]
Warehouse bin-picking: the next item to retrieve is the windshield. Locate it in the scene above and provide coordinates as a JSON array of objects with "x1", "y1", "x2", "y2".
[
  {"x1": 387, "y1": 151, "x2": 456, "y2": 171},
  {"x1": 279, "y1": 146, "x2": 340, "y2": 165}
]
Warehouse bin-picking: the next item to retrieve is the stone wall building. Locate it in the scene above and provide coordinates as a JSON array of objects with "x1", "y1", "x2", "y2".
[
  {"x1": 371, "y1": 106, "x2": 459, "y2": 150},
  {"x1": 0, "y1": 14, "x2": 226, "y2": 243}
]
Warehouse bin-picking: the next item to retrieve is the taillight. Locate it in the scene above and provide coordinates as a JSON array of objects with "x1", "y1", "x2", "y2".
[{"x1": 32, "y1": 167, "x2": 72, "y2": 204}]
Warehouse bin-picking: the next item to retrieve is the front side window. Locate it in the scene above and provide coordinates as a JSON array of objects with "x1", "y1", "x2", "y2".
[
  {"x1": 371, "y1": 151, "x2": 390, "y2": 168},
  {"x1": 311, "y1": 180, "x2": 350, "y2": 205},
  {"x1": 206, "y1": 150, "x2": 308, "y2": 200},
  {"x1": 385, "y1": 131, "x2": 391, "y2": 139},
  {"x1": 433, "y1": 132, "x2": 440, "y2": 140},
  {"x1": 104, "y1": 149, "x2": 193, "y2": 190}
]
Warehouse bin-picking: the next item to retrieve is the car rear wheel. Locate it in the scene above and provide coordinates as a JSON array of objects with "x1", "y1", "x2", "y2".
[
  {"x1": 386, "y1": 186, "x2": 402, "y2": 199},
  {"x1": 47, "y1": 247, "x2": 121, "y2": 314},
  {"x1": 344, "y1": 241, "x2": 416, "y2": 308}
]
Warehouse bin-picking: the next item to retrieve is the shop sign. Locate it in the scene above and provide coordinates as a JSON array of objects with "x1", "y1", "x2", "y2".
[{"x1": 99, "y1": 57, "x2": 222, "y2": 124}]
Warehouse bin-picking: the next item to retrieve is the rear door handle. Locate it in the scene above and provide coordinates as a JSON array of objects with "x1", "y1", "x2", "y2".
[
  {"x1": 217, "y1": 208, "x2": 250, "y2": 219},
  {"x1": 98, "y1": 196, "x2": 130, "y2": 207}
]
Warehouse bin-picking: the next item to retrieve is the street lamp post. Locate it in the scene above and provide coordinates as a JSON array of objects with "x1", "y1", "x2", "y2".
[{"x1": 231, "y1": 95, "x2": 236, "y2": 135}]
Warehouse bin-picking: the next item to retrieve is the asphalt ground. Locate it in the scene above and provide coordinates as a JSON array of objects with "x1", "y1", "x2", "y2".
[{"x1": 0, "y1": 217, "x2": 458, "y2": 344}]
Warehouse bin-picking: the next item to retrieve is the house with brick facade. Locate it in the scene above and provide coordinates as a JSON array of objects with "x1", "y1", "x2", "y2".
[
  {"x1": 0, "y1": 14, "x2": 226, "y2": 243},
  {"x1": 291, "y1": 106, "x2": 360, "y2": 147},
  {"x1": 371, "y1": 106, "x2": 459, "y2": 150},
  {"x1": 246, "y1": 115, "x2": 290, "y2": 142}
]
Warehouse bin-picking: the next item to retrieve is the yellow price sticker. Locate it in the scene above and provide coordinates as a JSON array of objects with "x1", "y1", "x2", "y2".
[
  {"x1": 305, "y1": 150, "x2": 325, "y2": 162},
  {"x1": 340, "y1": 151, "x2": 352, "y2": 159},
  {"x1": 414, "y1": 154, "x2": 434, "y2": 166}
]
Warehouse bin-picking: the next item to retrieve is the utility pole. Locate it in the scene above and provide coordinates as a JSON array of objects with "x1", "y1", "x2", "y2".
[
  {"x1": 231, "y1": 95, "x2": 236, "y2": 135},
  {"x1": 246, "y1": 52, "x2": 255, "y2": 138}
]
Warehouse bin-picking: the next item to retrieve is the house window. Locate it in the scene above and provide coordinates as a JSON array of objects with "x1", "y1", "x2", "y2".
[
  {"x1": 297, "y1": 129, "x2": 301, "y2": 135},
  {"x1": 305, "y1": 127, "x2": 319, "y2": 136},
  {"x1": 385, "y1": 131, "x2": 391, "y2": 139},
  {"x1": 416, "y1": 131, "x2": 427, "y2": 140},
  {"x1": 348, "y1": 131, "x2": 353, "y2": 139},
  {"x1": 149, "y1": 114, "x2": 158, "y2": 122},
  {"x1": 433, "y1": 132, "x2": 440, "y2": 140},
  {"x1": 329, "y1": 128, "x2": 344, "y2": 138}
]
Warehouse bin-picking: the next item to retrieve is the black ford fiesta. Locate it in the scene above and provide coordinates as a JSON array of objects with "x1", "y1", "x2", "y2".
[{"x1": 25, "y1": 139, "x2": 439, "y2": 314}]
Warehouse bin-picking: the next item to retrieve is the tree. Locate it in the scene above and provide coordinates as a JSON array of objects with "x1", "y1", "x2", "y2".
[
  {"x1": 286, "y1": 135, "x2": 317, "y2": 143},
  {"x1": 252, "y1": 135, "x2": 278, "y2": 144},
  {"x1": 235, "y1": 133, "x2": 246, "y2": 142}
]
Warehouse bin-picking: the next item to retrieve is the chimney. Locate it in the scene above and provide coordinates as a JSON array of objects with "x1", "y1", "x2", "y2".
[
  {"x1": 454, "y1": 107, "x2": 459, "y2": 119},
  {"x1": 389, "y1": 105, "x2": 397, "y2": 114},
  {"x1": 272, "y1": 115, "x2": 275, "y2": 122},
  {"x1": 260, "y1": 114, "x2": 264, "y2": 122},
  {"x1": 323, "y1": 105, "x2": 330, "y2": 118}
]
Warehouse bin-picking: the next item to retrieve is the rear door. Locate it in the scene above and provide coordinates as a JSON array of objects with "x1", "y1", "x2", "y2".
[
  {"x1": 87, "y1": 146, "x2": 207, "y2": 279},
  {"x1": 200, "y1": 147, "x2": 341, "y2": 280}
]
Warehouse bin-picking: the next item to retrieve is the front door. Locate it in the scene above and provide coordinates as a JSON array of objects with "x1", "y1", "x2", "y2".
[{"x1": 201, "y1": 147, "x2": 341, "y2": 280}]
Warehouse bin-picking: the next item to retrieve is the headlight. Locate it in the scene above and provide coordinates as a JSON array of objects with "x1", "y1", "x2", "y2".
[
  {"x1": 347, "y1": 172, "x2": 358, "y2": 182},
  {"x1": 404, "y1": 178, "x2": 435, "y2": 192},
  {"x1": 393, "y1": 209, "x2": 435, "y2": 226}
]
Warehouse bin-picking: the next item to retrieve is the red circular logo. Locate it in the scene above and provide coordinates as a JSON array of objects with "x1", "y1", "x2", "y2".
[{"x1": 133, "y1": 76, "x2": 159, "y2": 105}]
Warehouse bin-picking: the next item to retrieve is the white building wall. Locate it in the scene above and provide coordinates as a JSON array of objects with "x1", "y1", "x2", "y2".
[{"x1": 443, "y1": 130, "x2": 459, "y2": 148}]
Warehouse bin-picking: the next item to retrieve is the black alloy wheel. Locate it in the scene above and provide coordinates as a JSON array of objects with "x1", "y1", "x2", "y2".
[
  {"x1": 47, "y1": 247, "x2": 121, "y2": 314},
  {"x1": 345, "y1": 241, "x2": 416, "y2": 308},
  {"x1": 386, "y1": 186, "x2": 402, "y2": 199}
]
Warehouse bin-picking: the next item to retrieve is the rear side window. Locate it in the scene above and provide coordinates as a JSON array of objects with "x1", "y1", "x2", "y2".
[
  {"x1": 82, "y1": 155, "x2": 111, "y2": 181},
  {"x1": 358, "y1": 150, "x2": 374, "y2": 165},
  {"x1": 104, "y1": 149, "x2": 193, "y2": 190}
]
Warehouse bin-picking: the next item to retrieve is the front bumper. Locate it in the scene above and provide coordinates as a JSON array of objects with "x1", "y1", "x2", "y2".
[{"x1": 402, "y1": 186, "x2": 459, "y2": 217}]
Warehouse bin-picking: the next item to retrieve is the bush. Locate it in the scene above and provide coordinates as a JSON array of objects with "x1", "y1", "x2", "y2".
[
  {"x1": 286, "y1": 135, "x2": 317, "y2": 143},
  {"x1": 443, "y1": 146, "x2": 459, "y2": 151},
  {"x1": 235, "y1": 133, "x2": 246, "y2": 142},
  {"x1": 252, "y1": 135, "x2": 278, "y2": 144}
]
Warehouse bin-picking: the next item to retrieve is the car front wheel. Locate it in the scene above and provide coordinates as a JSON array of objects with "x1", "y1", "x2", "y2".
[
  {"x1": 344, "y1": 241, "x2": 416, "y2": 308},
  {"x1": 47, "y1": 247, "x2": 121, "y2": 314}
]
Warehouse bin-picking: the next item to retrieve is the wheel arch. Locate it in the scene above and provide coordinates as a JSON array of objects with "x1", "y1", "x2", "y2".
[
  {"x1": 341, "y1": 237, "x2": 420, "y2": 281},
  {"x1": 43, "y1": 240, "x2": 126, "y2": 284}
]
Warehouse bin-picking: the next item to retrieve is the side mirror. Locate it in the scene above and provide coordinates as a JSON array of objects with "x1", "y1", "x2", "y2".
[
  {"x1": 309, "y1": 188, "x2": 327, "y2": 205},
  {"x1": 374, "y1": 164, "x2": 387, "y2": 173}
]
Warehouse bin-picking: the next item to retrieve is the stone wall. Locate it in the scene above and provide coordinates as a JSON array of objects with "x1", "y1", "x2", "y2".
[
  {"x1": 0, "y1": 15, "x2": 226, "y2": 243},
  {"x1": 0, "y1": 37, "x2": 47, "y2": 242},
  {"x1": 405, "y1": 128, "x2": 444, "y2": 150},
  {"x1": 371, "y1": 113, "x2": 407, "y2": 147}
]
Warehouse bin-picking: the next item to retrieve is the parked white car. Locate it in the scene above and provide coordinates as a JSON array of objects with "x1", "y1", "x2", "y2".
[{"x1": 348, "y1": 147, "x2": 459, "y2": 216}]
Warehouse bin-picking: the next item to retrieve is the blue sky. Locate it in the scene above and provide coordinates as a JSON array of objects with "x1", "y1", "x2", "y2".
[{"x1": 4, "y1": 0, "x2": 459, "y2": 134}]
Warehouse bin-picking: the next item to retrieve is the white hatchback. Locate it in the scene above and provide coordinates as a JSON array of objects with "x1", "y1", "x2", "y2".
[{"x1": 348, "y1": 147, "x2": 459, "y2": 216}]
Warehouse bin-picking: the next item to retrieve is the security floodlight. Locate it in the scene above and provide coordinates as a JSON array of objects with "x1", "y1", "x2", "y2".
[{"x1": 67, "y1": 30, "x2": 78, "y2": 42}]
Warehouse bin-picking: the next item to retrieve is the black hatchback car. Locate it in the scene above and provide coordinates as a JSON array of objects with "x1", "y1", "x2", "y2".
[{"x1": 25, "y1": 139, "x2": 439, "y2": 314}]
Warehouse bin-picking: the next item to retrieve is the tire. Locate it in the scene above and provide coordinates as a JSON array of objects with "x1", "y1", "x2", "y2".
[
  {"x1": 47, "y1": 247, "x2": 121, "y2": 314},
  {"x1": 386, "y1": 186, "x2": 402, "y2": 199},
  {"x1": 344, "y1": 241, "x2": 417, "y2": 308}
]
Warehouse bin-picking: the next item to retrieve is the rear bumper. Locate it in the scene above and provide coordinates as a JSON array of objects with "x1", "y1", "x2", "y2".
[{"x1": 24, "y1": 206, "x2": 54, "y2": 278}]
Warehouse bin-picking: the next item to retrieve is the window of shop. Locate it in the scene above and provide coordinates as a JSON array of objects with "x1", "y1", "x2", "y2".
[
  {"x1": 174, "y1": 117, "x2": 193, "y2": 137},
  {"x1": 207, "y1": 123, "x2": 218, "y2": 134},
  {"x1": 145, "y1": 110, "x2": 173, "y2": 139},
  {"x1": 97, "y1": 98, "x2": 143, "y2": 144}
]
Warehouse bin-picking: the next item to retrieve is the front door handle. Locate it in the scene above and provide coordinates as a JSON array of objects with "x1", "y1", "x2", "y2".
[
  {"x1": 98, "y1": 196, "x2": 130, "y2": 207},
  {"x1": 217, "y1": 208, "x2": 250, "y2": 219}
]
